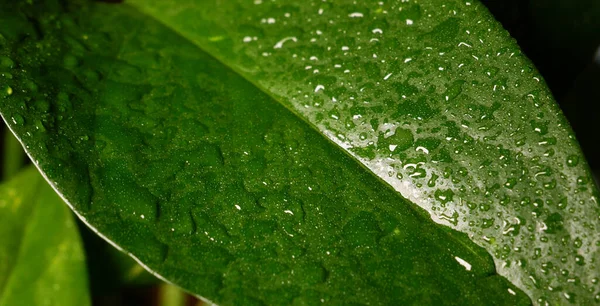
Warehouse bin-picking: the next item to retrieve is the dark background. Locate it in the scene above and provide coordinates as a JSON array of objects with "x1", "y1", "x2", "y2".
[{"x1": 482, "y1": 0, "x2": 600, "y2": 178}]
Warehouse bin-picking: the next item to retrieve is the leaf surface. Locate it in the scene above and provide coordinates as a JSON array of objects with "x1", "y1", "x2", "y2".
[
  {"x1": 0, "y1": 167, "x2": 90, "y2": 306},
  {"x1": 1, "y1": 0, "x2": 599, "y2": 305}
]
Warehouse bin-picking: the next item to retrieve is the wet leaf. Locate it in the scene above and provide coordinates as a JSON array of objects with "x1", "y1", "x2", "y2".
[
  {"x1": 1, "y1": 0, "x2": 599, "y2": 305},
  {"x1": 0, "y1": 167, "x2": 90, "y2": 306}
]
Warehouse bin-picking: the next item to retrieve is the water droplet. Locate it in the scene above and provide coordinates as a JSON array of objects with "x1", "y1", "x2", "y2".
[
  {"x1": 434, "y1": 189, "x2": 454, "y2": 204},
  {"x1": 504, "y1": 178, "x2": 517, "y2": 189},
  {"x1": 573, "y1": 237, "x2": 583, "y2": 248},
  {"x1": 273, "y1": 36, "x2": 297, "y2": 49},
  {"x1": 440, "y1": 211, "x2": 459, "y2": 225},
  {"x1": 563, "y1": 291, "x2": 577, "y2": 304},
  {"x1": 481, "y1": 218, "x2": 495, "y2": 228},
  {"x1": 454, "y1": 256, "x2": 472, "y2": 271},
  {"x1": 503, "y1": 222, "x2": 521, "y2": 236},
  {"x1": 566, "y1": 155, "x2": 579, "y2": 167},
  {"x1": 530, "y1": 120, "x2": 548, "y2": 135},
  {"x1": 348, "y1": 12, "x2": 364, "y2": 18},
  {"x1": 557, "y1": 198, "x2": 568, "y2": 210},
  {"x1": 427, "y1": 173, "x2": 439, "y2": 187},
  {"x1": 11, "y1": 114, "x2": 24, "y2": 125},
  {"x1": 378, "y1": 128, "x2": 414, "y2": 152},
  {"x1": 533, "y1": 248, "x2": 542, "y2": 259},
  {"x1": 34, "y1": 119, "x2": 46, "y2": 132}
]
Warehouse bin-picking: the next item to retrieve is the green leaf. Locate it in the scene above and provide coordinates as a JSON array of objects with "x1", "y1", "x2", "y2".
[
  {"x1": 0, "y1": 0, "x2": 598, "y2": 305},
  {"x1": 0, "y1": 167, "x2": 90, "y2": 306}
]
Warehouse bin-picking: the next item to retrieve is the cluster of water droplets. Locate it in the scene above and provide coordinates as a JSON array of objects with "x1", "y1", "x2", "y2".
[
  {"x1": 6, "y1": 3, "x2": 511, "y2": 304},
  {"x1": 2, "y1": 0, "x2": 600, "y2": 303},
  {"x1": 180, "y1": 0, "x2": 600, "y2": 304}
]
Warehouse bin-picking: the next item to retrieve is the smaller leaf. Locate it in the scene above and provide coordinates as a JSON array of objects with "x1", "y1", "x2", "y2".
[{"x1": 0, "y1": 167, "x2": 90, "y2": 306}]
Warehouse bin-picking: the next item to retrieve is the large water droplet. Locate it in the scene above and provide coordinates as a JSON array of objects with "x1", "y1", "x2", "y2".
[
  {"x1": 566, "y1": 155, "x2": 579, "y2": 167},
  {"x1": 378, "y1": 128, "x2": 414, "y2": 152}
]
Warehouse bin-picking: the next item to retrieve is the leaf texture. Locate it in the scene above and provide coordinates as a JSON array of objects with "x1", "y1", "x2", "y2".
[
  {"x1": 0, "y1": 167, "x2": 90, "y2": 306},
  {"x1": 0, "y1": 0, "x2": 598, "y2": 304}
]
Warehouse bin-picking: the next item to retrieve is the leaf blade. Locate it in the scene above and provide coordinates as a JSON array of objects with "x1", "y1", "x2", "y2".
[
  {"x1": 1, "y1": 1, "x2": 528, "y2": 304},
  {"x1": 127, "y1": 0, "x2": 600, "y2": 304},
  {"x1": 0, "y1": 167, "x2": 90, "y2": 306},
  {"x1": 1, "y1": 0, "x2": 598, "y2": 305}
]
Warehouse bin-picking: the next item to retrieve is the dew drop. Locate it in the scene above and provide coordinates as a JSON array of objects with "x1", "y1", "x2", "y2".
[
  {"x1": 11, "y1": 114, "x2": 24, "y2": 125},
  {"x1": 566, "y1": 155, "x2": 579, "y2": 167},
  {"x1": 504, "y1": 178, "x2": 517, "y2": 189},
  {"x1": 34, "y1": 119, "x2": 46, "y2": 132},
  {"x1": 573, "y1": 237, "x2": 583, "y2": 248},
  {"x1": 481, "y1": 218, "x2": 495, "y2": 228}
]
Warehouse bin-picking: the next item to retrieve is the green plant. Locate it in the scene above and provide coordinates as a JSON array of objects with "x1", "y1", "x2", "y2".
[{"x1": 0, "y1": 0, "x2": 599, "y2": 305}]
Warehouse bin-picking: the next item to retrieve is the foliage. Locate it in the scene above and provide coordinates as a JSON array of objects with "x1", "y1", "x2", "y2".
[{"x1": 0, "y1": 0, "x2": 598, "y2": 305}]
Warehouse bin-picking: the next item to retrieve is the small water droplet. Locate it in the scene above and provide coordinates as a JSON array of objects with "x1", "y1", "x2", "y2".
[
  {"x1": 504, "y1": 178, "x2": 517, "y2": 189},
  {"x1": 11, "y1": 114, "x2": 24, "y2": 125},
  {"x1": 348, "y1": 12, "x2": 364, "y2": 18},
  {"x1": 573, "y1": 237, "x2": 583, "y2": 248},
  {"x1": 34, "y1": 119, "x2": 46, "y2": 132},
  {"x1": 576, "y1": 176, "x2": 587, "y2": 185},
  {"x1": 566, "y1": 155, "x2": 579, "y2": 167},
  {"x1": 440, "y1": 211, "x2": 459, "y2": 226},
  {"x1": 479, "y1": 217, "x2": 496, "y2": 229},
  {"x1": 378, "y1": 128, "x2": 414, "y2": 152}
]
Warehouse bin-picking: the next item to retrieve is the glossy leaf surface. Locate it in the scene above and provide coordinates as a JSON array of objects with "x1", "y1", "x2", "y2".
[
  {"x1": 0, "y1": 0, "x2": 598, "y2": 304},
  {"x1": 128, "y1": 0, "x2": 600, "y2": 303},
  {"x1": 0, "y1": 167, "x2": 90, "y2": 306}
]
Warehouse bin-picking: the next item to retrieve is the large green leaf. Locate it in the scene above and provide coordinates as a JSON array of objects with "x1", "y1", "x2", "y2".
[
  {"x1": 0, "y1": 0, "x2": 598, "y2": 304},
  {"x1": 0, "y1": 167, "x2": 90, "y2": 306}
]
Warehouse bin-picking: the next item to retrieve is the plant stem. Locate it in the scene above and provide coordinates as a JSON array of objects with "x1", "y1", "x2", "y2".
[{"x1": 3, "y1": 128, "x2": 24, "y2": 180}]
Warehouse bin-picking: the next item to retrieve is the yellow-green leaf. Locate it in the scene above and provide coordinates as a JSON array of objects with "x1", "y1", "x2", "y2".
[{"x1": 0, "y1": 167, "x2": 90, "y2": 306}]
